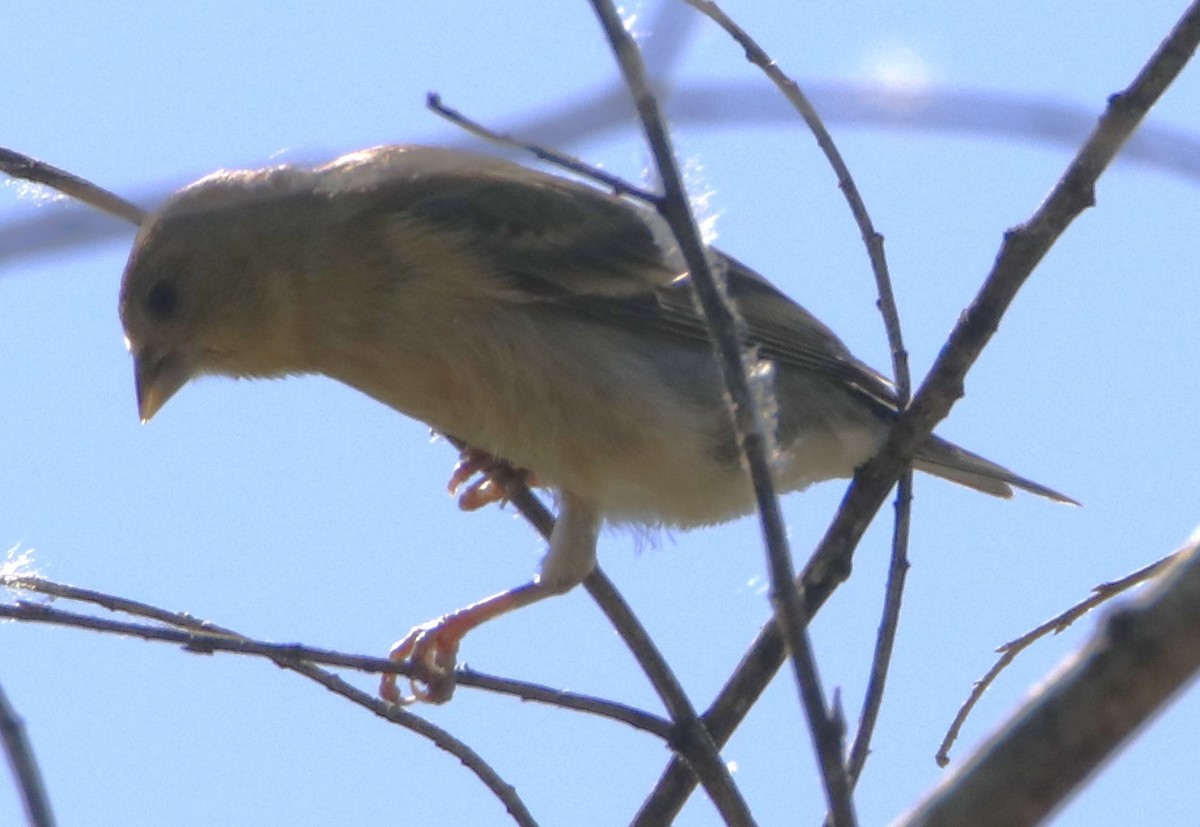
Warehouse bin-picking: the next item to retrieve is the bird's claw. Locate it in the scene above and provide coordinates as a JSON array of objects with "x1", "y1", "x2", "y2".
[
  {"x1": 447, "y1": 447, "x2": 536, "y2": 511},
  {"x1": 380, "y1": 619, "x2": 462, "y2": 705}
]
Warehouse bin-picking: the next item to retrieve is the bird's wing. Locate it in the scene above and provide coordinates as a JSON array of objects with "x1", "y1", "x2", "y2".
[
  {"x1": 358, "y1": 153, "x2": 899, "y2": 409},
  {"x1": 661, "y1": 256, "x2": 900, "y2": 409}
]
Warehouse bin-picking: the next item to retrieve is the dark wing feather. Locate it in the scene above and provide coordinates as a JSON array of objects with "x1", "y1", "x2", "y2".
[
  {"x1": 361, "y1": 163, "x2": 671, "y2": 298},
  {"x1": 370, "y1": 160, "x2": 900, "y2": 410}
]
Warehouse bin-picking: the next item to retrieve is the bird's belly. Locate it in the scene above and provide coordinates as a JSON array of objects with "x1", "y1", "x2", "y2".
[
  {"x1": 528, "y1": 414, "x2": 882, "y2": 528},
  {"x1": 334, "y1": 309, "x2": 883, "y2": 528},
  {"x1": 445, "y1": 363, "x2": 883, "y2": 529}
]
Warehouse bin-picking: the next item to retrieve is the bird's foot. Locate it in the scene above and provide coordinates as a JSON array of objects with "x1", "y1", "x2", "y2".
[
  {"x1": 378, "y1": 583, "x2": 552, "y2": 705},
  {"x1": 447, "y1": 446, "x2": 536, "y2": 511},
  {"x1": 380, "y1": 616, "x2": 464, "y2": 705}
]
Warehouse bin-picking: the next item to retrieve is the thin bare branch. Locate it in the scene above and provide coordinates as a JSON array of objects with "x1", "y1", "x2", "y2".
[
  {"x1": 846, "y1": 472, "x2": 913, "y2": 785},
  {"x1": 587, "y1": 1, "x2": 855, "y2": 824},
  {"x1": 0, "y1": 599, "x2": 539, "y2": 826},
  {"x1": 679, "y1": 3, "x2": 916, "y2": 803},
  {"x1": 1, "y1": 577, "x2": 671, "y2": 739},
  {"x1": 257, "y1": 661, "x2": 541, "y2": 827},
  {"x1": 426, "y1": 94, "x2": 660, "y2": 203},
  {"x1": 0, "y1": 682, "x2": 56, "y2": 827},
  {"x1": 680, "y1": 0, "x2": 908, "y2": 396},
  {"x1": 458, "y1": 669, "x2": 672, "y2": 738},
  {"x1": 6, "y1": 575, "x2": 239, "y2": 632},
  {"x1": 0, "y1": 148, "x2": 146, "y2": 225},
  {"x1": 0, "y1": 597, "x2": 394, "y2": 664},
  {"x1": 936, "y1": 551, "x2": 1176, "y2": 765}
]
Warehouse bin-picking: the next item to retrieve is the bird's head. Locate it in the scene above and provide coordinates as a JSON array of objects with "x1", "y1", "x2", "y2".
[{"x1": 119, "y1": 169, "x2": 315, "y2": 422}]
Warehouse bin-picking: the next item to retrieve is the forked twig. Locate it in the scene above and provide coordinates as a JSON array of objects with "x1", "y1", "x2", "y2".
[{"x1": 936, "y1": 551, "x2": 1176, "y2": 765}]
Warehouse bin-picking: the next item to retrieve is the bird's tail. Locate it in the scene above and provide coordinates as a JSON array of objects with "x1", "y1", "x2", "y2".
[{"x1": 914, "y1": 435, "x2": 1078, "y2": 505}]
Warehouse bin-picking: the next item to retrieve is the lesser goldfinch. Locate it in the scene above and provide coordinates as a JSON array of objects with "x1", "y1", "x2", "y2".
[{"x1": 119, "y1": 145, "x2": 1072, "y2": 702}]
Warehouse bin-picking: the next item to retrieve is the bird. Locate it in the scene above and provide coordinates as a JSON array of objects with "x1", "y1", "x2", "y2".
[{"x1": 118, "y1": 144, "x2": 1074, "y2": 703}]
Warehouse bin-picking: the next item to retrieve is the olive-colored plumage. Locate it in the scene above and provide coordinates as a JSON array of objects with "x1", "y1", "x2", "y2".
[{"x1": 119, "y1": 145, "x2": 1073, "y2": 701}]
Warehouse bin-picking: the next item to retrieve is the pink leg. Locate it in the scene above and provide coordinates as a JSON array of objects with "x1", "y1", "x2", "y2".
[{"x1": 380, "y1": 580, "x2": 559, "y2": 704}]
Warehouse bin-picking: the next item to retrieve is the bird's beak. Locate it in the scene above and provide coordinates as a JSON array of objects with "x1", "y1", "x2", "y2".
[{"x1": 133, "y1": 349, "x2": 191, "y2": 423}]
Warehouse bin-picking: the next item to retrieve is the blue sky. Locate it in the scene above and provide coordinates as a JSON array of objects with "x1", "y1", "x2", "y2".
[{"x1": 3, "y1": 2, "x2": 1199, "y2": 825}]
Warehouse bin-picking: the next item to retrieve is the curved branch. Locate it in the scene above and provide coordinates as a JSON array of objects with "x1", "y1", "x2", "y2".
[{"x1": 0, "y1": 578, "x2": 670, "y2": 739}]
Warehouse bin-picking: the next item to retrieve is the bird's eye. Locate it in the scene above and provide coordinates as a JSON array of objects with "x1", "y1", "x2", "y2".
[{"x1": 145, "y1": 280, "x2": 180, "y2": 321}]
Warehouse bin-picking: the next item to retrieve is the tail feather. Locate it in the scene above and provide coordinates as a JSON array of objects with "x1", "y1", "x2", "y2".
[{"x1": 914, "y1": 435, "x2": 1079, "y2": 506}]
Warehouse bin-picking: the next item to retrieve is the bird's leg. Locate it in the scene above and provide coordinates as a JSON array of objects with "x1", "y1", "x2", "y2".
[
  {"x1": 380, "y1": 581, "x2": 559, "y2": 704},
  {"x1": 447, "y1": 445, "x2": 538, "y2": 511},
  {"x1": 532, "y1": 491, "x2": 602, "y2": 593},
  {"x1": 381, "y1": 493, "x2": 601, "y2": 704}
]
